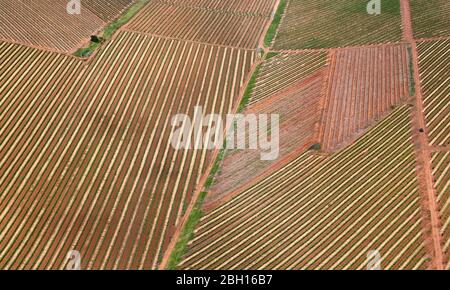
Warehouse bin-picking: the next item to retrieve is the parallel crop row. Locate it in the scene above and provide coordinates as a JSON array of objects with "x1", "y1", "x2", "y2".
[
  {"x1": 0, "y1": 0, "x2": 104, "y2": 53},
  {"x1": 249, "y1": 52, "x2": 327, "y2": 105},
  {"x1": 153, "y1": 0, "x2": 277, "y2": 16},
  {"x1": 430, "y1": 152, "x2": 449, "y2": 270},
  {"x1": 410, "y1": 0, "x2": 450, "y2": 39},
  {"x1": 180, "y1": 106, "x2": 428, "y2": 270},
  {"x1": 0, "y1": 31, "x2": 256, "y2": 269},
  {"x1": 273, "y1": 0, "x2": 403, "y2": 49},
  {"x1": 207, "y1": 75, "x2": 324, "y2": 204},
  {"x1": 126, "y1": 1, "x2": 270, "y2": 49},
  {"x1": 417, "y1": 39, "x2": 450, "y2": 147},
  {"x1": 83, "y1": 0, "x2": 137, "y2": 21},
  {"x1": 319, "y1": 44, "x2": 411, "y2": 151}
]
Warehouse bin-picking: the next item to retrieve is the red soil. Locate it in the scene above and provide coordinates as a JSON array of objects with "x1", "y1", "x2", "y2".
[
  {"x1": 401, "y1": 0, "x2": 445, "y2": 270},
  {"x1": 318, "y1": 44, "x2": 412, "y2": 152}
]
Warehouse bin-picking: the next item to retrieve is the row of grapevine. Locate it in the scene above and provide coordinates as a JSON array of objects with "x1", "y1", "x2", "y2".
[
  {"x1": 153, "y1": 0, "x2": 277, "y2": 16},
  {"x1": 0, "y1": 31, "x2": 256, "y2": 269},
  {"x1": 126, "y1": 1, "x2": 271, "y2": 49},
  {"x1": 206, "y1": 73, "x2": 325, "y2": 205},
  {"x1": 83, "y1": 0, "x2": 137, "y2": 21},
  {"x1": 180, "y1": 106, "x2": 428, "y2": 270},
  {"x1": 430, "y1": 152, "x2": 449, "y2": 269},
  {"x1": 248, "y1": 52, "x2": 327, "y2": 105},
  {"x1": 273, "y1": 0, "x2": 403, "y2": 49},
  {"x1": 416, "y1": 39, "x2": 450, "y2": 147}
]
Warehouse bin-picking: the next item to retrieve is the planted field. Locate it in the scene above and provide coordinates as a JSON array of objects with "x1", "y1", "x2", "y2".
[
  {"x1": 126, "y1": 2, "x2": 270, "y2": 49},
  {"x1": 410, "y1": 0, "x2": 450, "y2": 39},
  {"x1": 180, "y1": 106, "x2": 428, "y2": 270},
  {"x1": 0, "y1": 0, "x2": 104, "y2": 53},
  {"x1": 430, "y1": 152, "x2": 450, "y2": 269},
  {"x1": 83, "y1": 0, "x2": 137, "y2": 21},
  {"x1": 318, "y1": 44, "x2": 411, "y2": 152},
  {"x1": 249, "y1": 52, "x2": 327, "y2": 106},
  {"x1": 206, "y1": 73, "x2": 325, "y2": 205},
  {"x1": 273, "y1": 0, "x2": 403, "y2": 49},
  {"x1": 417, "y1": 39, "x2": 450, "y2": 147},
  {"x1": 154, "y1": 0, "x2": 277, "y2": 16},
  {"x1": 0, "y1": 31, "x2": 256, "y2": 269}
]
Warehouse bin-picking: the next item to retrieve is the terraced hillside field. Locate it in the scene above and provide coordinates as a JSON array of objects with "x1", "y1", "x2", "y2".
[
  {"x1": 126, "y1": 1, "x2": 271, "y2": 49},
  {"x1": 273, "y1": 0, "x2": 403, "y2": 49},
  {"x1": 248, "y1": 52, "x2": 327, "y2": 106},
  {"x1": 0, "y1": 0, "x2": 104, "y2": 53},
  {"x1": 180, "y1": 106, "x2": 429, "y2": 270},
  {"x1": 410, "y1": 0, "x2": 450, "y2": 39},
  {"x1": 0, "y1": 31, "x2": 256, "y2": 270},
  {"x1": 83, "y1": 0, "x2": 137, "y2": 21},
  {"x1": 318, "y1": 44, "x2": 411, "y2": 152},
  {"x1": 430, "y1": 152, "x2": 450, "y2": 269},
  {"x1": 154, "y1": 0, "x2": 277, "y2": 16},
  {"x1": 416, "y1": 39, "x2": 450, "y2": 147}
]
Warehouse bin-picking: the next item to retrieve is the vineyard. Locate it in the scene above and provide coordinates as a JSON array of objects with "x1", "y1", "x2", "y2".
[
  {"x1": 83, "y1": 0, "x2": 137, "y2": 21},
  {"x1": 273, "y1": 0, "x2": 403, "y2": 49},
  {"x1": 153, "y1": 0, "x2": 277, "y2": 16},
  {"x1": 0, "y1": 31, "x2": 256, "y2": 269},
  {"x1": 0, "y1": 0, "x2": 448, "y2": 272},
  {"x1": 409, "y1": 0, "x2": 450, "y2": 39},
  {"x1": 126, "y1": 1, "x2": 270, "y2": 49},
  {"x1": 248, "y1": 52, "x2": 327, "y2": 105},
  {"x1": 207, "y1": 73, "x2": 325, "y2": 205},
  {"x1": 180, "y1": 106, "x2": 428, "y2": 270},
  {"x1": 318, "y1": 44, "x2": 412, "y2": 151},
  {"x1": 0, "y1": 0, "x2": 104, "y2": 53},
  {"x1": 417, "y1": 39, "x2": 450, "y2": 147},
  {"x1": 430, "y1": 152, "x2": 450, "y2": 269}
]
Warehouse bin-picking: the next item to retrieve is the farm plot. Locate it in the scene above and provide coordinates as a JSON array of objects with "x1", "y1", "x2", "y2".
[
  {"x1": 126, "y1": 2, "x2": 270, "y2": 49},
  {"x1": 0, "y1": 0, "x2": 104, "y2": 53},
  {"x1": 83, "y1": 0, "x2": 137, "y2": 21},
  {"x1": 318, "y1": 44, "x2": 411, "y2": 152},
  {"x1": 0, "y1": 31, "x2": 256, "y2": 270},
  {"x1": 430, "y1": 152, "x2": 450, "y2": 269},
  {"x1": 248, "y1": 52, "x2": 327, "y2": 106},
  {"x1": 410, "y1": 0, "x2": 450, "y2": 39},
  {"x1": 180, "y1": 106, "x2": 429, "y2": 270},
  {"x1": 417, "y1": 39, "x2": 450, "y2": 147},
  {"x1": 153, "y1": 0, "x2": 277, "y2": 16},
  {"x1": 206, "y1": 73, "x2": 325, "y2": 205},
  {"x1": 273, "y1": 0, "x2": 403, "y2": 49}
]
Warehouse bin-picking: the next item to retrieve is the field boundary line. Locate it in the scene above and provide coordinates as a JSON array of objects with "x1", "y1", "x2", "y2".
[{"x1": 401, "y1": 0, "x2": 445, "y2": 270}]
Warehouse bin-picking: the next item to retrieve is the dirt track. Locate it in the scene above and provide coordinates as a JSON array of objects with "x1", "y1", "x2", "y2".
[{"x1": 401, "y1": 0, "x2": 444, "y2": 270}]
